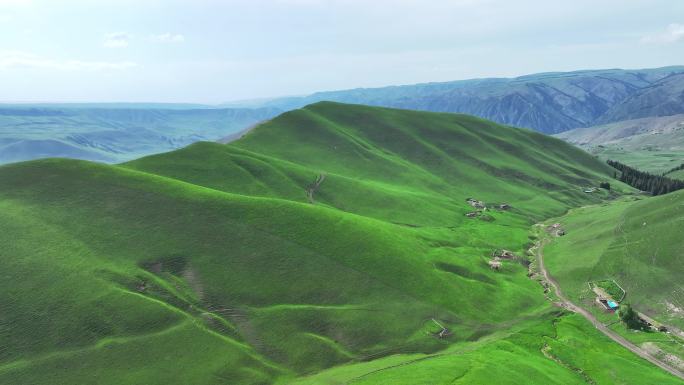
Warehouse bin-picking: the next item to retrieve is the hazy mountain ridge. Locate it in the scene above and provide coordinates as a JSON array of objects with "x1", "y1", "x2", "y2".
[
  {"x1": 0, "y1": 106, "x2": 281, "y2": 164},
  {"x1": 4, "y1": 66, "x2": 684, "y2": 165},
  {"x1": 596, "y1": 73, "x2": 684, "y2": 124},
  {"x1": 227, "y1": 66, "x2": 684, "y2": 134}
]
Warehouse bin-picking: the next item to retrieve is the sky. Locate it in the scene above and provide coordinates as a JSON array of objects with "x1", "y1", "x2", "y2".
[{"x1": 0, "y1": 0, "x2": 683, "y2": 103}]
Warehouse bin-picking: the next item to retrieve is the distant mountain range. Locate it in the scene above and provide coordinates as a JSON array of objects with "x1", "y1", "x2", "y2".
[
  {"x1": 2, "y1": 66, "x2": 684, "y2": 165},
  {"x1": 225, "y1": 66, "x2": 684, "y2": 134},
  {"x1": 0, "y1": 105, "x2": 279, "y2": 164}
]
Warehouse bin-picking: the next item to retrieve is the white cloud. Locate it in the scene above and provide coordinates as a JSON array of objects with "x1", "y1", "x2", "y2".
[
  {"x1": 641, "y1": 23, "x2": 684, "y2": 44},
  {"x1": 0, "y1": 50, "x2": 137, "y2": 71},
  {"x1": 103, "y1": 32, "x2": 131, "y2": 48},
  {"x1": 149, "y1": 33, "x2": 185, "y2": 44}
]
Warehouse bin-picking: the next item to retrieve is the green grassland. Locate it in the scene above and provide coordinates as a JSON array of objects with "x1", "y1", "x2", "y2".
[
  {"x1": 126, "y1": 102, "x2": 626, "y2": 222},
  {"x1": 544, "y1": 192, "x2": 684, "y2": 330},
  {"x1": 666, "y1": 168, "x2": 684, "y2": 180},
  {"x1": 288, "y1": 313, "x2": 680, "y2": 385},
  {"x1": 555, "y1": 114, "x2": 684, "y2": 173},
  {"x1": 0, "y1": 102, "x2": 680, "y2": 384},
  {"x1": 592, "y1": 279, "x2": 626, "y2": 301},
  {"x1": 590, "y1": 146, "x2": 684, "y2": 174},
  {"x1": 543, "y1": 192, "x2": 684, "y2": 374}
]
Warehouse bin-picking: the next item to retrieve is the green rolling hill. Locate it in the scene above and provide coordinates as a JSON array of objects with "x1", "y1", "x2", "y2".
[
  {"x1": 0, "y1": 103, "x2": 681, "y2": 384},
  {"x1": 126, "y1": 102, "x2": 621, "y2": 222}
]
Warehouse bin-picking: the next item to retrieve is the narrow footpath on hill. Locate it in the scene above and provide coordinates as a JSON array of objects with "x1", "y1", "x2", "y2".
[{"x1": 534, "y1": 233, "x2": 684, "y2": 381}]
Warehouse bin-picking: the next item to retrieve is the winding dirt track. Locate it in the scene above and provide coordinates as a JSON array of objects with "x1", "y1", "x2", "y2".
[{"x1": 535, "y1": 237, "x2": 684, "y2": 381}]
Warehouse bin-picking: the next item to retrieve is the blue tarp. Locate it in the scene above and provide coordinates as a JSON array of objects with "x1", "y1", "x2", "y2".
[{"x1": 607, "y1": 300, "x2": 618, "y2": 309}]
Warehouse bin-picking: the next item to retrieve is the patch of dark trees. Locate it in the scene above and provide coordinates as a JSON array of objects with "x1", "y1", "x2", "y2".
[
  {"x1": 608, "y1": 160, "x2": 684, "y2": 196},
  {"x1": 618, "y1": 304, "x2": 648, "y2": 330}
]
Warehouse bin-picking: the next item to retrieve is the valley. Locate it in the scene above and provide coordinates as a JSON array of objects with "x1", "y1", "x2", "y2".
[
  {"x1": 540, "y1": 193, "x2": 684, "y2": 378},
  {"x1": 535, "y1": 210, "x2": 684, "y2": 377},
  {"x1": 556, "y1": 114, "x2": 684, "y2": 173},
  {"x1": 3, "y1": 1, "x2": 683, "y2": 383}
]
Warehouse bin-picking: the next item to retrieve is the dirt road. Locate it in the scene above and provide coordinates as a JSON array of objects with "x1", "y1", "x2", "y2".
[{"x1": 535, "y1": 236, "x2": 684, "y2": 381}]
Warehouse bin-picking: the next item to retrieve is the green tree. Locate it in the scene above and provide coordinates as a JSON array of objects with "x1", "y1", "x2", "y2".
[{"x1": 618, "y1": 303, "x2": 645, "y2": 330}]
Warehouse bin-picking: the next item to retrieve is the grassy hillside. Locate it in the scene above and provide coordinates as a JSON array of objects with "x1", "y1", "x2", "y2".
[
  {"x1": 556, "y1": 114, "x2": 684, "y2": 173},
  {"x1": 667, "y1": 169, "x2": 684, "y2": 180},
  {"x1": 127, "y1": 102, "x2": 621, "y2": 223},
  {"x1": 544, "y1": 191, "x2": 684, "y2": 329},
  {"x1": 287, "y1": 313, "x2": 679, "y2": 385},
  {"x1": 543, "y1": 191, "x2": 684, "y2": 373},
  {"x1": 0, "y1": 105, "x2": 280, "y2": 164},
  {"x1": 0, "y1": 103, "x2": 680, "y2": 384}
]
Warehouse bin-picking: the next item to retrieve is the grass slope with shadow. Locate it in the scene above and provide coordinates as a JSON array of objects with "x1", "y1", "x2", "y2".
[{"x1": 0, "y1": 102, "x2": 679, "y2": 384}]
